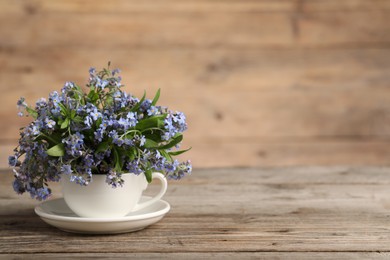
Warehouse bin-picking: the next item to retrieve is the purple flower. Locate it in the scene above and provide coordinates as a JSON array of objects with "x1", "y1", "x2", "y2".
[
  {"x1": 61, "y1": 81, "x2": 74, "y2": 94},
  {"x1": 83, "y1": 154, "x2": 95, "y2": 168},
  {"x1": 140, "y1": 99, "x2": 152, "y2": 112},
  {"x1": 36, "y1": 98, "x2": 47, "y2": 109},
  {"x1": 106, "y1": 169, "x2": 124, "y2": 188},
  {"x1": 89, "y1": 67, "x2": 96, "y2": 75},
  {"x1": 96, "y1": 78, "x2": 109, "y2": 89},
  {"x1": 63, "y1": 132, "x2": 85, "y2": 157},
  {"x1": 147, "y1": 106, "x2": 159, "y2": 116},
  {"x1": 17, "y1": 97, "x2": 27, "y2": 108},
  {"x1": 84, "y1": 116, "x2": 93, "y2": 128},
  {"x1": 94, "y1": 128, "x2": 104, "y2": 142},
  {"x1": 112, "y1": 68, "x2": 121, "y2": 75},
  {"x1": 12, "y1": 179, "x2": 25, "y2": 194},
  {"x1": 70, "y1": 174, "x2": 89, "y2": 186},
  {"x1": 126, "y1": 161, "x2": 143, "y2": 175},
  {"x1": 8, "y1": 155, "x2": 18, "y2": 167},
  {"x1": 61, "y1": 164, "x2": 73, "y2": 175},
  {"x1": 45, "y1": 118, "x2": 56, "y2": 129},
  {"x1": 90, "y1": 107, "x2": 102, "y2": 121}
]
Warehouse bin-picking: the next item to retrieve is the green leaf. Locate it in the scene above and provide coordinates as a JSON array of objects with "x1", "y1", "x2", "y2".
[
  {"x1": 151, "y1": 88, "x2": 161, "y2": 106},
  {"x1": 113, "y1": 147, "x2": 123, "y2": 172},
  {"x1": 25, "y1": 107, "x2": 38, "y2": 119},
  {"x1": 113, "y1": 147, "x2": 120, "y2": 171},
  {"x1": 130, "y1": 91, "x2": 146, "y2": 112},
  {"x1": 144, "y1": 138, "x2": 159, "y2": 148},
  {"x1": 135, "y1": 114, "x2": 166, "y2": 131},
  {"x1": 159, "y1": 134, "x2": 183, "y2": 150},
  {"x1": 168, "y1": 147, "x2": 192, "y2": 156},
  {"x1": 105, "y1": 95, "x2": 113, "y2": 106},
  {"x1": 61, "y1": 118, "x2": 70, "y2": 129},
  {"x1": 70, "y1": 110, "x2": 76, "y2": 119},
  {"x1": 87, "y1": 89, "x2": 99, "y2": 104},
  {"x1": 95, "y1": 117, "x2": 102, "y2": 128},
  {"x1": 145, "y1": 168, "x2": 153, "y2": 183},
  {"x1": 124, "y1": 147, "x2": 137, "y2": 161},
  {"x1": 58, "y1": 103, "x2": 68, "y2": 117},
  {"x1": 46, "y1": 143, "x2": 65, "y2": 157},
  {"x1": 96, "y1": 142, "x2": 109, "y2": 153},
  {"x1": 73, "y1": 116, "x2": 84, "y2": 123},
  {"x1": 143, "y1": 130, "x2": 163, "y2": 143},
  {"x1": 160, "y1": 150, "x2": 173, "y2": 162},
  {"x1": 36, "y1": 132, "x2": 61, "y2": 146}
]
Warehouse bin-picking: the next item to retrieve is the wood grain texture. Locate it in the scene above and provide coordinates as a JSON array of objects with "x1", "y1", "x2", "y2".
[
  {"x1": 1, "y1": 0, "x2": 390, "y2": 168},
  {"x1": 1, "y1": 6, "x2": 390, "y2": 48},
  {"x1": 2, "y1": 167, "x2": 390, "y2": 258},
  {"x1": 1, "y1": 252, "x2": 390, "y2": 260}
]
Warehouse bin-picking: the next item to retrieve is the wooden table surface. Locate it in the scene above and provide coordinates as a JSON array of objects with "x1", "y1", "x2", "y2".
[{"x1": 1, "y1": 167, "x2": 390, "y2": 259}]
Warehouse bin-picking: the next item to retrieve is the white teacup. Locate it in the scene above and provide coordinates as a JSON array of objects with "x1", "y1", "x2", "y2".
[{"x1": 61, "y1": 172, "x2": 167, "y2": 218}]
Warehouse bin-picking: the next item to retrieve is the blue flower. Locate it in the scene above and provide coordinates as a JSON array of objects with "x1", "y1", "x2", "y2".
[
  {"x1": 147, "y1": 106, "x2": 159, "y2": 116},
  {"x1": 96, "y1": 78, "x2": 109, "y2": 89},
  {"x1": 106, "y1": 169, "x2": 124, "y2": 188},
  {"x1": 109, "y1": 130, "x2": 118, "y2": 138},
  {"x1": 63, "y1": 132, "x2": 85, "y2": 157},
  {"x1": 126, "y1": 161, "x2": 143, "y2": 175},
  {"x1": 70, "y1": 174, "x2": 88, "y2": 186},
  {"x1": 90, "y1": 108, "x2": 102, "y2": 121},
  {"x1": 112, "y1": 68, "x2": 121, "y2": 75},
  {"x1": 89, "y1": 67, "x2": 96, "y2": 75},
  {"x1": 126, "y1": 112, "x2": 138, "y2": 126},
  {"x1": 12, "y1": 179, "x2": 25, "y2": 194},
  {"x1": 31, "y1": 124, "x2": 40, "y2": 136},
  {"x1": 17, "y1": 97, "x2": 26, "y2": 108},
  {"x1": 61, "y1": 164, "x2": 73, "y2": 175},
  {"x1": 140, "y1": 99, "x2": 152, "y2": 112},
  {"x1": 113, "y1": 137, "x2": 124, "y2": 146},
  {"x1": 35, "y1": 98, "x2": 47, "y2": 109},
  {"x1": 61, "y1": 81, "x2": 75, "y2": 94},
  {"x1": 118, "y1": 117, "x2": 129, "y2": 128},
  {"x1": 140, "y1": 135, "x2": 146, "y2": 146},
  {"x1": 84, "y1": 116, "x2": 93, "y2": 128},
  {"x1": 83, "y1": 154, "x2": 95, "y2": 168},
  {"x1": 8, "y1": 155, "x2": 18, "y2": 167},
  {"x1": 45, "y1": 118, "x2": 56, "y2": 129},
  {"x1": 94, "y1": 128, "x2": 104, "y2": 142}
]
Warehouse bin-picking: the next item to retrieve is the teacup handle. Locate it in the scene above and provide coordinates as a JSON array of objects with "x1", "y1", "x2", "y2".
[{"x1": 133, "y1": 172, "x2": 167, "y2": 211}]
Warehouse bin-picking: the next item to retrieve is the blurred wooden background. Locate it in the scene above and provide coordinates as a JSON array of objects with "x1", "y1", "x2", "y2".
[{"x1": 1, "y1": 0, "x2": 390, "y2": 169}]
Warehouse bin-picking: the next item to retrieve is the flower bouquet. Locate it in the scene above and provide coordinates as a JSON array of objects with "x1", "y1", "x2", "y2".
[{"x1": 8, "y1": 63, "x2": 192, "y2": 205}]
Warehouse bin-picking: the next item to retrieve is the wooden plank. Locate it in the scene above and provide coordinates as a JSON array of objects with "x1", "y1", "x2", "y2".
[
  {"x1": 190, "y1": 139, "x2": 390, "y2": 168},
  {"x1": 0, "y1": 0, "x2": 296, "y2": 14},
  {"x1": 0, "y1": 12, "x2": 293, "y2": 48},
  {"x1": 1, "y1": 48, "x2": 390, "y2": 141},
  {"x1": 2, "y1": 167, "x2": 390, "y2": 254},
  {"x1": 298, "y1": 11, "x2": 390, "y2": 47},
  {"x1": 303, "y1": 0, "x2": 390, "y2": 12},
  {"x1": 1, "y1": 0, "x2": 389, "y2": 14},
  {"x1": 1, "y1": 252, "x2": 390, "y2": 259},
  {"x1": 0, "y1": 6, "x2": 390, "y2": 48}
]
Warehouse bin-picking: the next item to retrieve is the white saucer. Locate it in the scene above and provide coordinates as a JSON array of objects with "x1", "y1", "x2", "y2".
[{"x1": 35, "y1": 196, "x2": 170, "y2": 234}]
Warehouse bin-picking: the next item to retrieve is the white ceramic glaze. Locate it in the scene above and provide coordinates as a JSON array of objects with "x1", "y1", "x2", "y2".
[
  {"x1": 61, "y1": 172, "x2": 167, "y2": 218},
  {"x1": 34, "y1": 197, "x2": 170, "y2": 234}
]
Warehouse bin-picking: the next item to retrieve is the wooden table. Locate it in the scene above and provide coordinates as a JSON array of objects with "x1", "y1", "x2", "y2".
[{"x1": 1, "y1": 167, "x2": 390, "y2": 259}]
